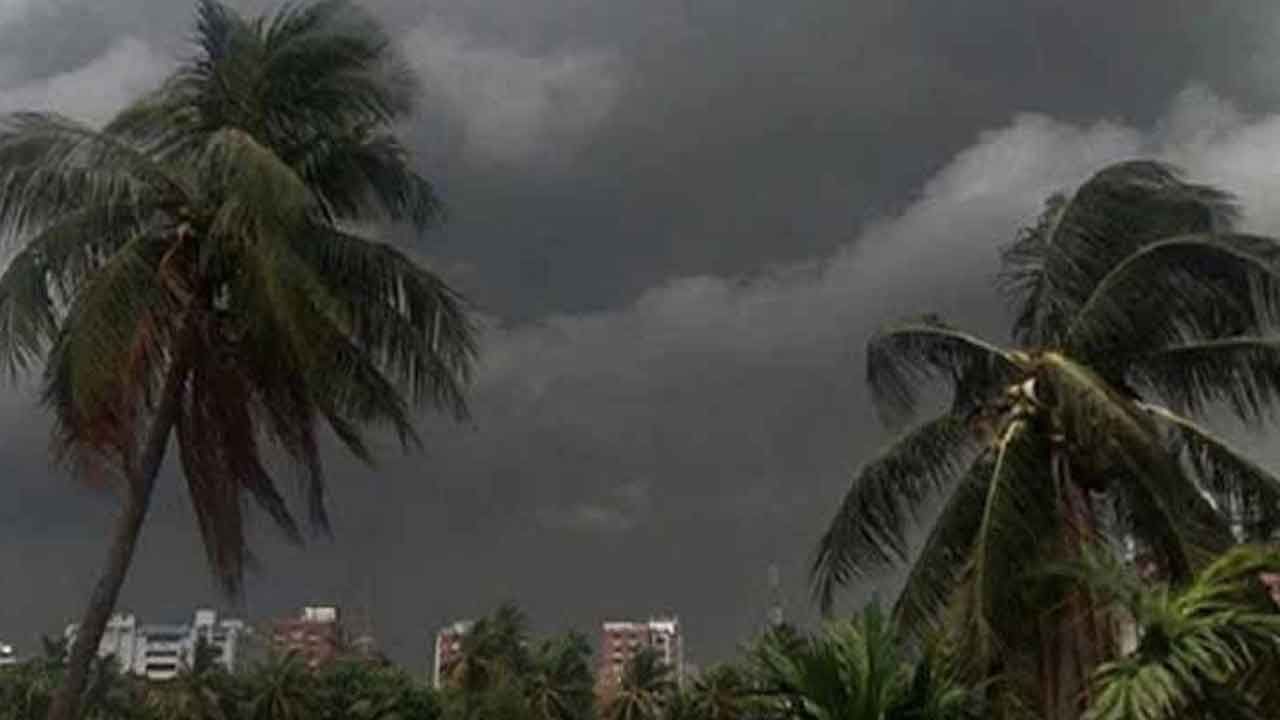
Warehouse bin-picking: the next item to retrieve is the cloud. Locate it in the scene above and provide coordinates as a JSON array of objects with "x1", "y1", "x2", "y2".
[
  {"x1": 402, "y1": 20, "x2": 623, "y2": 168},
  {"x1": 537, "y1": 480, "x2": 652, "y2": 533},
  {"x1": 0, "y1": 35, "x2": 169, "y2": 125},
  {"x1": 9, "y1": 80, "x2": 1280, "y2": 665}
]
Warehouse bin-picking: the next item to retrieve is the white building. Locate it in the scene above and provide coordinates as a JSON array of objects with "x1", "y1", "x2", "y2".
[{"x1": 65, "y1": 609, "x2": 245, "y2": 681}]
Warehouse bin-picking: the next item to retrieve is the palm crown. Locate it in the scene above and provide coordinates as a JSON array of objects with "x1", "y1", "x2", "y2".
[
  {"x1": 812, "y1": 161, "x2": 1280, "y2": 716},
  {"x1": 0, "y1": 0, "x2": 476, "y2": 591}
]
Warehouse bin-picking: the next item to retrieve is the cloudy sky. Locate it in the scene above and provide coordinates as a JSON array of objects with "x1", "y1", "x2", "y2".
[{"x1": 9, "y1": 0, "x2": 1280, "y2": 670}]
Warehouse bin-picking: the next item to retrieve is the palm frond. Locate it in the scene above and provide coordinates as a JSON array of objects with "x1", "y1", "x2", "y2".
[
  {"x1": 41, "y1": 231, "x2": 180, "y2": 469},
  {"x1": 1064, "y1": 234, "x2": 1280, "y2": 369},
  {"x1": 1129, "y1": 336, "x2": 1280, "y2": 426},
  {"x1": 289, "y1": 131, "x2": 442, "y2": 230},
  {"x1": 288, "y1": 225, "x2": 475, "y2": 416},
  {"x1": 962, "y1": 419, "x2": 1054, "y2": 672},
  {"x1": 0, "y1": 113, "x2": 188, "y2": 238},
  {"x1": 812, "y1": 414, "x2": 980, "y2": 613},
  {"x1": 256, "y1": 0, "x2": 415, "y2": 130},
  {"x1": 867, "y1": 317, "x2": 1023, "y2": 426},
  {"x1": 1000, "y1": 160, "x2": 1238, "y2": 347},
  {"x1": 1142, "y1": 403, "x2": 1280, "y2": 541},
  {"x1": 893, "y1": 455, "x2": 994, "y2": 637},
  {"x1": 0, "y1": 207, "x2": 153, "y2": 377}
]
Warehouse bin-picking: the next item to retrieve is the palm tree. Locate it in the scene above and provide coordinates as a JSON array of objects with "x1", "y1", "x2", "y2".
[
  {"x1": 750, "y1": 605, "x2": 980, "y2": 720},
  {"x1": 0, "y1": 2, "x2": 477, "y2": 719},
  {"x1": 246, "y1": 654, "x2": 316, "y2": 720},
  {"x1": 603, "y1": 649, "x2": 676, "y2": 720},
  {"x1": 450, "y1": 605, "x2": 532, "y2": 696},
  {"x1": 1050, "y1": 545, "x2": 1280, "y2": 720},
  {"x1": 526, "y1": 633, "x2": 595, "y2": 720},
  {"x1": 684, "y1": 665, "x2": 756, "y2": 720},
  {"x1": 811, "y1": 161, "x2": 1280, "y2": 718}
]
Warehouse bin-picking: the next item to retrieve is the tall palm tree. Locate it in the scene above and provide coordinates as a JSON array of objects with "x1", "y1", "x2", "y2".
[
  {"x1": 603, "y1": 649, "x2": 676, "y2": 720},
  {"x1": 750, "y1": 605, "x2": 980, "y2": 720},
  {"x1": 0, "y1": 3, "x2": 477, "y2": 719},
  {"x1": 811, "y1": 161, "x2": 1280, "y2": 719},
  {"x1": 1054, "y1": 545, "x2": 1280, "y2": 720}
]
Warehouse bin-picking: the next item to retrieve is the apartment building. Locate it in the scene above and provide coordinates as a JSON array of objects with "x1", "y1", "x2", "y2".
[{"x1": 65, "y1": 609, "x2": 244, "y2": 681}]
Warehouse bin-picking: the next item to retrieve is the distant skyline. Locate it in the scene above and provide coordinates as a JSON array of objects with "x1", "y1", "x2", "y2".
[{"x1": 8, "y1": 0, "x2": 1280, "y2": 671}]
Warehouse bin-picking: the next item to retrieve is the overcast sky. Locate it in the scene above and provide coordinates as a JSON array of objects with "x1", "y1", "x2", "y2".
[{"x1": 8, "y1": 0, "x2": 1280, "y2": 671}]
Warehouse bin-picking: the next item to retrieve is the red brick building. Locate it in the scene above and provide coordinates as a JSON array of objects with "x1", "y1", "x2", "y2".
[
  {"x1": 270, "y1": 606, "x2": 345, "y2": 669},
  {"x1": 596, "y1": 617, "x2": 683, "y2": 697}
]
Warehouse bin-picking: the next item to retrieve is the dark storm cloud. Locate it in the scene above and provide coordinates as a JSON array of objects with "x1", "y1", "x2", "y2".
[{"x1": 7, "y1": 0, "x2": 1280, "y2": 670}]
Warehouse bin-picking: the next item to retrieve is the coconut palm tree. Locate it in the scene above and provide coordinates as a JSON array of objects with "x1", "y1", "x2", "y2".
[
  {"x1": 246, "y1": 654, "x2": 316, "y2": 720},
  {"x1": 450, "y1": 605, "x2": 532, "y2": 697},
  {"x1": 812, "y1": 161, "x2": 1280, "y2": 719},
  {"x1": 1052, "y1": 545, "x2": 1280, "y2": 720},
  {"x1": 603, "y1": 649, "x2": 676, "y2": 720},
  {"x1": 683, "y1": 665, "x2": 756, "y2": 720},
  {"x1": 0, "y1": 3, "x2": 477, "y2": 719},
  {"x1": 525, "y1": 633, "x2": 595, "y2": 720}
]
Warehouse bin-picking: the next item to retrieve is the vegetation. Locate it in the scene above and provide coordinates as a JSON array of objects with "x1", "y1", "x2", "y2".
[
  {"x1": 0, "y1": 2, "x2": 476, "y2": 718},
  {"x1": 812, "y1": 160, "x2": 1280, "y2": 719}
]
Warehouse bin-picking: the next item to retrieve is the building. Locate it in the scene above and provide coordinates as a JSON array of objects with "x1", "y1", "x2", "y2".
[
  {"x1": 432, "y1": 620, "x2": 473, "y2": 689},
  {"x1": 269, "y1": 606, "x2": 345, "y2": 669},
  {"x1": 0, "y1": 641, "x2": 16, "y2": 667},
  {"x1": 65, "y1": 609, "x2": 244, "y2": 681},
  {"x1": 596, "y1": 616, "x2": 684, "y2": 694},
  {"x1": 1262, "y1": 572, "x2": 1280, "y2": 606}
]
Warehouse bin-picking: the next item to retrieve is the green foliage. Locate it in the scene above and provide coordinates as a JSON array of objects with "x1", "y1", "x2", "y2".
[
  {"x1": 749, "y1": 605, "x2": 982, "y2": 720},
  {"x1": 1047, "y1": 545, "x2": 1280, "y2": 720},
  {"x1": 812, "y1": 160, "x2": 1280, "y2": 716},
  {"x1": 602, "y1": 648, "x2": 675, "y2": 720}
]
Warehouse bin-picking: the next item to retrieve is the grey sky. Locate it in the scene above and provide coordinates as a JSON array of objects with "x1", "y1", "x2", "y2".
[{"x1": 6, "y1": 0, "x2": 1280, "y2": 670}]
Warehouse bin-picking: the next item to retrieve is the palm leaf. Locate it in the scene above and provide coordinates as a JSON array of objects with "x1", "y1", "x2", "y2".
[
  {"x1": 892, "y1": 455, "x2": 995, "y2": 637},
  {"x1": 1129, "y1": 336, "x2": 1280, "y2": 426},
  {"x1": 1064, "y1": 234, "x2": 1280, "y2": 370},
  {"x1": 812, "y1": 414, "x2": 980, "y2": 613},
  {"x1": 866, "y1": 317, "x2": 1023, "y2": 425},
  {"x1": 1000, "y1": 160, "x2": 1238, "y2": 347}
]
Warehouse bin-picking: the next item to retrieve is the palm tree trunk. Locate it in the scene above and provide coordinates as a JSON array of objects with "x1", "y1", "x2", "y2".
[{"x1": 46, "y1": 353, "x2": 189, "y2": 720}]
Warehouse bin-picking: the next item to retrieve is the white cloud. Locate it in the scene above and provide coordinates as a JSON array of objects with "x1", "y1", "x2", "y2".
[
  {"x1": 0, "y1": 36, "x2": 170, "y2": 126},
  {"x1": 402, "y1": 21, "x2": 623, "y2": 168}
]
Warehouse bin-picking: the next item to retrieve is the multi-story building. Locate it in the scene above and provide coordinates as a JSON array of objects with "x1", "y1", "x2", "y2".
[
  {"x1": 432, "y1": 620, "x2": 473, "y2": 689},
  {"x1": 0, "y1": 641, "x2": 16, "y2": 666},
  {"x1": 269, "y1": 606, "x2": 345, "y2": 669},
  {"x1": 65, "y1": 609, "x2": 244, "y2": 681},
  {"x1": 596, "y1": 616, "x2": 684, "y2": 695}
]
